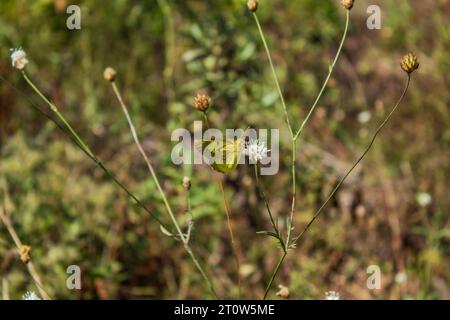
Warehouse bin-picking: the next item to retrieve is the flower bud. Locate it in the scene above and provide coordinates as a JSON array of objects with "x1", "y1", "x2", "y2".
[
  {"x1": 194, "y1": 93, "x2": 211, "y2": 112},
  {"x1": 19, "y1": 245, "x2": 31, "y2": 264},
  {"x1": 400, "y1": 53, "x2": 419, "y2": 74},
  {"x1": 10, "y1": 48, "x2": 29, "y2": 70},
  {"x1": 276, "y1": 285, "x2": 290, "y2": 299},
  {"x1": 103, "y1": 67, "x2": 117, "y2": 82},
  {"x1": 341, "y1": 0, "x2": 354, "y2": 10},
  {"x1": 247, "y1": 0, "x2": 258, "y2": 12},
  {"x1": 182, "y1": 176, "x2": 191, "y2": 191}
]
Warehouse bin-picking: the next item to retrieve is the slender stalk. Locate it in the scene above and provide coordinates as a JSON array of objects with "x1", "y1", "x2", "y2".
[
  {"x1": 253, "y1": 10, "x2": 296, "y2": 298},
  {"x1": 2, "y1": 278, "x2": 9, "y2": 300},
  {"x1": 0, "y1": 195, "x2": 51, "y2": 300},
  {"x1": 262, "y1": 76, "x2": 411, "y2": 298},
  {"x1": 202, "y1": 112, "x2": 241, "y2": 297},
  {"x1": 157, "y1": 0, "x2": 176, "y2": 103},
  {"x1": 253, "y1": 13, "x2": 294, "y2": 138},
  {"x1": 110, "y1": 82, "x2": 218, "y2": 298},
  {"x1": 253, "y1": 9, "x2": 297, "y2": 253},
  {"x1": 254, "y1": 165, "x2": 285, "y2": 252},
  {"x1": 20, "y1": 71, "x2": 170, "y2": 231},
  {"x1": 294, "y1": 10, "x2": 350, "y2": 140},
  {"x1": 286, "y1": 140, "x2": 297, "y2": 245},
  {"x1": 21, "y1": 71, "x2": 94, "y2": 158},
  {"x1": 218, "y1": 178, "x2": 241, "y2": 298},
  {"x1": 253, "y1": 9, "x2": 352, "y2": 297},
  {"x1": 293, "y1": 75, "x2": 411, "y2": 245},
  {"x1": 202, "y1": 112, "x2": 210, "y2": 128},
  {"x1": 185, "y1": 187, "x2": 193, "y2": 243},
  {"x1": 18, "y1": 71, "x2": 220, "y2": 296}
]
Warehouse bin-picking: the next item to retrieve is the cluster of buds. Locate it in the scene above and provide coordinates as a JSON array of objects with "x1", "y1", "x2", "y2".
[
  {"x1": 193, "y1": 93, "x2": 211, "y2": 113},
  {"x1": 400, "y1": 53, "x2": 419, "y2": 74},
  {"x1": 341, "y1": 0, "x2": 354, "y2": 10}
]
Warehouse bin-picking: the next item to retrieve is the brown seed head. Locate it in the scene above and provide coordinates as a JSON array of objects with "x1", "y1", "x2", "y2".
[
  {"x1": 194, "y1": 93, "x2": 211, "y2": 112},
  {"x1": 19, "y1": 245, "x2": 31, "y2": 264},
  {"x1": 247, "y1": 0, "x2": 258, "y2": 13},
  {"x1": 276, "y1": 284, "x2": 290, "y2": 299},
  {"x1": 400, "y1": 53, "x2": 419, "y2": 74},
  {"x1": 341, "y1": 0, "x2": 354, "y2": 10},
  {"x1": 103, "y1": 67, "x2": 117, "y2": 82},
  {"x1": 183, "y1": 176, "x2": 191, "y2": 191}
]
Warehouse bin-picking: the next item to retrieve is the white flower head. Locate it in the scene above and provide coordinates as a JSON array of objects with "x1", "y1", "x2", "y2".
[
  {"x1": 10, "y1": 47, "x2": 29, "y2": 70},
  {"x1": 357, "y1": 111, "x2": 372, "y2": 124},
  {"x1": 324, "y1": 291, "x2": 340, "y2": 300},
  {"x1": 22, "y1": 291, "x2": 41, "y2": 300},
  {"x1": 244, "y1": 139, "x2": 269, "y2": 164},
  {"x1": 416, "y1": 192, "x2": 432, "y2": 207},
  {"x1": 395, "y1": 272, "x2": 408, "y2": 284}
]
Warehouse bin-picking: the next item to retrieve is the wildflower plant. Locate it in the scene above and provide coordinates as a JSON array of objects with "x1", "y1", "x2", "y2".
[{"x1": 246, "y1": 0, "x2": 417, "y2": 298}]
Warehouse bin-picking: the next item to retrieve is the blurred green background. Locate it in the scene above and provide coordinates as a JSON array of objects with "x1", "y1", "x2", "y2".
[{"x1": 0, "y1": 0, "x2": 449, "y2": 299}]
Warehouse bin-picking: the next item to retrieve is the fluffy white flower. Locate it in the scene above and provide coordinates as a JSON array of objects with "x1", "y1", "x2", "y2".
[
  {"x1": 10, "y1": 47, "x2": 29, "y2": 70},
  {"x1": 324, "y1": 291, "x2": 340, "y2": 300},
  {"x1": 357, "y1": 111, "x2": 372, "y2": 124},
  {"x1": 22, "y1": 291, "x2": 41, "y2": 300},
  {"x1": 244, "y1": 139, "x2": 269, "y2": 163}
]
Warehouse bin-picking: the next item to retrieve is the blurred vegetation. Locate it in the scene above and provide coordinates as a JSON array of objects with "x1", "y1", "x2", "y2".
[{"x1": 0, "y1": 0, "x2": 449, "y2": 299}]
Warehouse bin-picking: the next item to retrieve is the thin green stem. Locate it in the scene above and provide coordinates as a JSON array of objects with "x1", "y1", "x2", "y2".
[
  {"x1": 111, "y1": 82, "x2": 218, "y2": 298},
  {"x1": 201, "y1": 112, "x2": 240, "y2": 298},
  {"x1": 286, "y1": 140, "x2": 297, "y2": 245},
  {"x1": 254, "y1": 165, "x2": 286, "y2": 252},
  {"x1": 157, "y1": 0, "x2": 176, "y2": 104},
  {"x1": 294, "y1": 10, "x2": 350, "y2": 140},
  {"x1": 293, "y1": 75, "x2": 411, "y2": 245},
  {"x1": 253, "y1": 13, "x2": 294, "y2": 139},
  {"x1": 20, "y1": 71, "x2": 170, "y2": 230},
  {"x1": 263, "y1": 252, "x2": 287, "y2": 300},
  {"x1": 111, "y1": 84, "x2": 182, "y2": 235},
  {"x1": 185, "y1": 188, "x2": 193, "y2": 243},
  {"x1": 252, "y1": 9, "x2": 296, "y2": 254},
  {"x1": 257, "y1": 9, "x2": 351, "y2": 297},
  {"x1": 218, "y1": 178, "x2": 241, "y2": 298},
  {"x1": 22, "y1": 71, "x2": 94, "y2": 158},
  {"x1": 263, "y1": 75, "x2": 411, "y2": 298},
  {"x1": 202, "y1": 112, "x2": 210, "y2": 128}
]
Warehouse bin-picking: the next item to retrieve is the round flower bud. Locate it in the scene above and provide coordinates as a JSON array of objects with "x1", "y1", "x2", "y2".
[
  {"x1": 19, "y1": 244, "x2": 31, "y2": 264},
  {"x1": 103, "y1": 67, "x2": 117, "y2": 82},
  {"x1": 194, "y1": 93, "x2": 211, "y2": 112},
  {"x1": 341, "y1": 0, "x2": 354, "y2": 10},
  {"x1": 247, "y1": 0, "x2": 258, "y2": 13},
  {"x1": 400, "y1": 53, "x2": 419, "y2": 74},
  {"x1": 182, "y1": 176, "x2": 191, "y2": 191}
]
